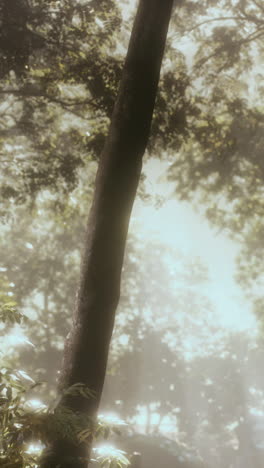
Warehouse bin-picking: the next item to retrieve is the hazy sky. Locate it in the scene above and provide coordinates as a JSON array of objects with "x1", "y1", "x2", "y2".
[{"x1": 131, "y1": 158, "x2": 257, "y2": 332}]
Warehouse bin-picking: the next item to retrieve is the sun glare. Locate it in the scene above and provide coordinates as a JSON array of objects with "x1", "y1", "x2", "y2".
[
  {"x1": 98, "y1": 412, "x2": 127, "y2": 426},
  {"x1": 93, "y1": 445, "x2": 130, "y2": 467},
  {"x1": 2, "y1": 330, "x2": 34, "y2": 351},
  {"x1": 25, "y1": 399, "x2": 47, "y2": 411},
  {"x1": 25, "y1": 442, "x2": 45, "y2": 455},
  {"x1": 132, "y1": 405, "x2": 177, "y2": 436}
]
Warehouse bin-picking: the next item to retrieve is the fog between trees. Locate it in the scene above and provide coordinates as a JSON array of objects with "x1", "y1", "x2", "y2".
[{"x1": 0, "y1": 0, "x2": 264, "y2": 467}]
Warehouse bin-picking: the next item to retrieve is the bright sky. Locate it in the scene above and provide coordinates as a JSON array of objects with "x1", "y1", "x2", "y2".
[{"x1": 130, "y1": 158, "x2": 257, "y2": 332}]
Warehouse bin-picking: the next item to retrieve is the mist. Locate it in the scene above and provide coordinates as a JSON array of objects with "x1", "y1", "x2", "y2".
[{"x1": 1, "y1": 0, "x2": 264, "y2": 467}]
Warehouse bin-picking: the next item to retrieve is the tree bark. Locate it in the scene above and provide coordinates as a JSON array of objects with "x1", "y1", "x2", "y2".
[{"x1": 40, "y1": 0, "x2": 173, "y2": 466}]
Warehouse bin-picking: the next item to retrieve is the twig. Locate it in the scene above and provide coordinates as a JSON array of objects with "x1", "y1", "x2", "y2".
[
  {"x1": 186, "y1": 16, "x2": 249, "y2": 33},
  {"x1": 0, "y1": 88, "x2": 101, "y2": 120}
]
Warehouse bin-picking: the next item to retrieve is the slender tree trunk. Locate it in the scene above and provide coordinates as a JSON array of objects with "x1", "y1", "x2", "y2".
[
  {"x1": 130, "y1": 452, "x2": 142, "y2": 468},
  {"x1": 145, "y1": 404, "x2": 151, "y2": 435},
  {"x1": 40, "y1": 1, "x2": 173, "y2": 466}
]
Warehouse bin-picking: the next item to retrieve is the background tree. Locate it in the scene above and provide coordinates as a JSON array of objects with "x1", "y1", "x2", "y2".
[
  {"x1": 167, "y1": 0, "x2": 264, "y2": 324},
  {"x1": 1, "y1": 1, "x2": 264, "y2": 467}
]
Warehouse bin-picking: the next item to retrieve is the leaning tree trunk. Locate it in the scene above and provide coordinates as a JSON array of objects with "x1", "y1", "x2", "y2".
[{"x1": 40, "y1": 0, "x2": 173, "y2": 466}]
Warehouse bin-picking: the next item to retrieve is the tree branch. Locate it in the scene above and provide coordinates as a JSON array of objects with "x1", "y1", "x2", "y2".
[
  {"x1": 193, "y1": 27, "x2": 264, "y2": 70},
  {"x1": 186, "y1": 15, "x2": 249, "y2": 33},
  {"x1": 0, "y1": 88, "x2": 101, "y2": 119},
  {"x1": 252, "y1": 0, "x2": 264, "y2": 13},
  {"x1": 237, "y1": 3, "x2": 264, "y2": 26}
]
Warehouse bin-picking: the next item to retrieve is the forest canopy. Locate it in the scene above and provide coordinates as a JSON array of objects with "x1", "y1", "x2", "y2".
[{"x1": 0, "y1": 1, "x2": 264, "y2": 467}]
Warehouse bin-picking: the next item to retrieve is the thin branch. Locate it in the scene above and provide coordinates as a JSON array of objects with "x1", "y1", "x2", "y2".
[
  {"x1": 0, "y1": 88, "x2": 101, "y2": 119},
  {"x1": 0, "y1": 127, "x2": 25, "y2": 138},
  {"x1": 50, "y1": 96, "x2": 99, "y2": 109},
  {"x1": 237, "y1": 3, "x2": 264, "y2": 26},
  {"x1": 186, "y1": 16, "x2": 249, "y2": 33},
  {"x1": 241, "y1": 12, "x2": 264, "y2": 26},
  {"x1": 0, "y1": 87, "x2": 96, "y2": 107},
  {"x1": 239, "y1": 27, "x2": 264, "y2": 45},
  {"x1": 47, "y1": 99, "x2": 90, "y2": 119},
  {"x1": 193, "y1": 27, "x2": 264, "y2": 70},
  {"x1": 252, "y1": 0, "x2": 264, "y2": 13},
  {"x1": 0, "y1": 99, "x2": 20, "y2": 117}
]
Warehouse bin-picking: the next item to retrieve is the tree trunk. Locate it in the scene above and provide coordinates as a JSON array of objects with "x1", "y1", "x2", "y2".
[
  {"x1": 40, "y1": 0, "x2": 173, "y2": 466},
  {"x1": 145, "y1": 404, "x2": 151, "y2": 435}
]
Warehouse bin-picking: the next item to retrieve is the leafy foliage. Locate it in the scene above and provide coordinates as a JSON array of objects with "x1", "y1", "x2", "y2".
[
  {"x1": 167, "y1": 0, "x2": 264, "y2": 322},
  {"x1": 0, "y1": 0, "x2": 123, "y2": 214},
  {"x1": 0, "y1": 299, "x2": 131, "y2": 467},
  {"x1": 0, "y1": 302, "x2": 28, "y2": 326},
  {"x1": 92, "y1": 446, "x2": 130, "y2": 468},
  {"x1": 0, "y1": 371, "x2": 129, "y2": 468},
  {"x1": 0, "y1": 368, "x2": 46, "y2": 467}
]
